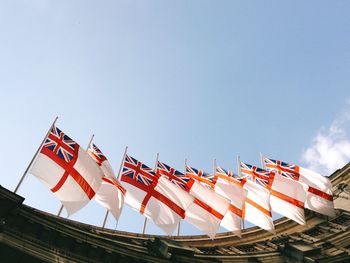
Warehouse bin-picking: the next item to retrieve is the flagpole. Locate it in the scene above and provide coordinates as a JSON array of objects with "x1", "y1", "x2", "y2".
[
  {"x1": 57, "y1": 205, "x2": 64, "y2": 218},
  {"x1": 102, "y1": 211, "x2": 109, "y2": 229},
  {"x1": 116, "y1": 146, "x2": 128, "y2": 180},
  {"x1": 260, "y1": 152, "x2": 265, "y2": 169},
  {"x1": 178, "y1": 158, "x2": 188, "y2": 236},
  {"x1": 103, "y1": 146, "x2": 128, "y2": 229},
  {"x1": 237, "y1": 155, "x2": 242, "y2": 176},
  {"x1": 142, "y1": 153, "x2": 159, "y2": 235},
  {"x1": 142, "y1": 217, "x2": 148, "y2": 234},
  {"x1": 14, "y1": 116, "x2": 59, "y2": 194},
  {"x1": 176, "y1": 158, "x2": 189, "y2": 237},
  {"x1": 213, "y1": 158, "x2": 217, "y2": 185},
  {"x1": 86, "y1": 134, "x2": 95, "y2": 151},
  {"x1": 237, "y1": 155, "x2": 245, "y2": 229},
  {"x1": 175, "y1": 156, "x2": 185, "y2": 236},
  {"x1": 57, "y1": 133, "x2": 95, "y2": 217},
  {"x1": 260, "y1": 152, "x2": 274, "y2": 230}
]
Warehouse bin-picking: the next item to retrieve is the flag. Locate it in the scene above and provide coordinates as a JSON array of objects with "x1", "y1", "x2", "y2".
[
  {"x1": 120, "y1": 155, "x2": 193, "y2": 235},
  {"x1": 182, "y1": 165, "x2": 216, "y2": 189},
  {"x1": 155, "y1": 161, "x2": 194, "y2": 209},
  {"x1": 87, "y1": 143, "x2": 125, "y2": 220},
  {"x1": 157, "y1": 161, "x2": 229, "y2": 238},
  {"x1": 239, "y1": 162, "x2": 275, "y2": 232},
  {"x1": 241, "y1": 162, "x2": 307, "y2": 226},
  {"x1": 264, "y1": 157, "x2": 335, "y2": 217},
  {"x1": 87, "y1": 143, "x2": 115, "y2": 179},
  {"x1": 186, "y1": 165, "x2": 231, "y2": 238},
  {"x1": 270, "y1": 172, "x2": 307, "y2": 225},
  {"x1": 214, "y1": 166, "x2": 247, "y2": 236},
  {"x1": 30, "y1": 125, "x2": 103, "y2": 216}
]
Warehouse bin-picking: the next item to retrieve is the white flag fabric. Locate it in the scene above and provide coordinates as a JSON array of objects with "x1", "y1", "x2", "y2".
[
  {"x1": 183, "y1": 199, "x2": 223, "y2": 238},
  {"x1": 214, "y1": 166, "x2": 246, "y2": 237},
  {"x1": 157, "y1": 161, "x2": 228, "y2": 238},
  {"x1": 299, "y1": 166, "x2": 334, "y2": 217},
  {"x1": 185, "y1": 165, "x2": 231, "y2": 238},
  {"x1": 189, "y1": 181, "x2": 230, "y2": 238},
  {"x1": 94, "y1": 177, "x2": 125, "y2": 220},
  {"x1": 240, "y1": 162, "x2": 276, "y2": 232},
  {"x1": 264, "y1": 158, "x2": 335, "y2": 217},
  {"x1": 30, "y1": 126, "x2": 103, "y2": 216},
  {"x1": 242, "y1": 180, "x2": 275, "y2": 233},
  {"x1": 87, "y1": 143, "x2": 115, "y2": 179},
  {"x1": 241, "y1": 162, "x2": 307, "y2": 225},
  {"x1": 269, "y1": 173, "x2": 307, "y2": 225},
  {"x1": 120, "y1": 155, "x2": 193, "y2": 235},
  {"x1": 87, "y1": 143, "x2": 125, "y2": 220}
]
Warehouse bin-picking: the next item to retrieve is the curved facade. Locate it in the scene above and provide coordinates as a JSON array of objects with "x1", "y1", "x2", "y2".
[{"x1": 1, "y1": 163, "x2": 350, "y2": 262}]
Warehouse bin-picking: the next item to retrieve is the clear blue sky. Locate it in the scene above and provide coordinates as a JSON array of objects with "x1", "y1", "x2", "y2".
[{"x1": 1, "y1": 1, "x2": 349, "y2": 235}]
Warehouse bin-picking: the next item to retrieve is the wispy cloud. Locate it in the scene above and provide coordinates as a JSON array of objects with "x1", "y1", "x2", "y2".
[{"x1": 301, "y1": 99, "x2": 350, "y2": 175}]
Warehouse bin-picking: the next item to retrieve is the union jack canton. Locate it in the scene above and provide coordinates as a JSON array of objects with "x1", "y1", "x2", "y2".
[
  {"x1": 263, "y1": 157, "x2": 300, "y2": 181},
  {"x1": 157, "y1": 161, "x2": 190, "y2": 191},
  {"x1": 240, "y1": 162, "x2": 272, "y2": 188},
  {"x1": 121, "y1": 155, "x2": 155, "y2": 187},
  {"x1": 186, "y1": 165, "x2": 215, "y2": 187},
  {"x1": 88, "y1": 143, "x2": 107, "y2": 166},
  {"x1": 43, "y1": 126, "x2": 77, "y2": 163},
  {"x1": 215, "y1": 166, "x2": 235, "y2": 177}
]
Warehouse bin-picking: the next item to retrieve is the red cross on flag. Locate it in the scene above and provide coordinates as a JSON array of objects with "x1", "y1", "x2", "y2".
[
  {"x1": 269, "y1": 172, "x2": 307, "y2": 225},
  {"x1": 157, "y1": 161, "x2": 226, "y2": 238},
  {"x1": 87, "y1": 143, "x2": 115, "y2": 179},
  {"x1": 241, "y1": 161, "x2": 307, "y2": 226},
  {"x1": 185, "y1": 165, "x2": 231, "y2": 238},
  {"x1": 30, "y1": 125, "x2": 103, "y2": 216},
  {"x1": 120, "y1": 155, "x2": 193, "y2": 235},
  {"x1": 242, "y1": 179, "x2": 275, "y2": 232},
  {"x1": 87, "y1": 143, "x2": 125, "y2": 220},
  {"x1": 264, "y1": 157, "x2": 335, "y2": 217},
  {"x1": 239, "y1": 162, "x2": 275, "y2": 232},
  {"x1": 214, "y1": 166, "x2": 247, "y2": 237}
]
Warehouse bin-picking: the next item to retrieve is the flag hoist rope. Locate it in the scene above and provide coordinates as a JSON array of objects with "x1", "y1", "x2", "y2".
[
  {"x1": 102, "y1": 146, "x2": 128, "y2": 228},
  {"x1": 14, "y1": 116, "x2": 59, "y2": 194},
  {"x1": 57, "y1": 134, "x2": 95, "y2": 217}
]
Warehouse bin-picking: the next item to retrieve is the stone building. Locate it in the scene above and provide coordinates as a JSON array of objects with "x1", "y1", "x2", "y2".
[{"x1": 0, "y1": 163, "x2": 350, "y2": 262}]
